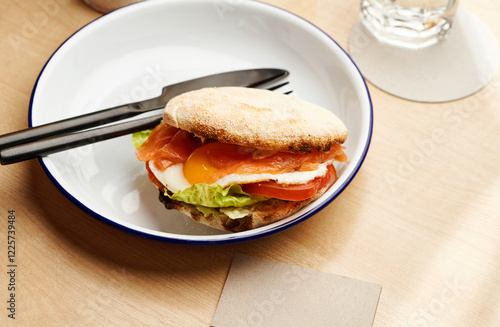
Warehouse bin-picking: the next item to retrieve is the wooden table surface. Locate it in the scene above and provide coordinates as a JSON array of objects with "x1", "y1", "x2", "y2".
[{"x1": 1, "y1": 0, "x2": 500, "y2": 326}]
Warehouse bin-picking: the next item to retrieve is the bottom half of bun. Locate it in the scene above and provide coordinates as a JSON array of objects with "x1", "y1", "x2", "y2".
[{"x1": 157, "y1": 186, "x2": 328, "y2": 232}]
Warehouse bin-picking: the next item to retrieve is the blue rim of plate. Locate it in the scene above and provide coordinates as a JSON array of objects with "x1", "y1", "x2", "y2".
[{"x1": 29, "y1": 0, "x2": 373, "y2": 245}]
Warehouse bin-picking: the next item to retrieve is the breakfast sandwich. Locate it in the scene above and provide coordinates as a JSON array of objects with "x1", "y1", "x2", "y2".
[{"x1": 133, "y1": 87, "x2": 348, "y2": 232}]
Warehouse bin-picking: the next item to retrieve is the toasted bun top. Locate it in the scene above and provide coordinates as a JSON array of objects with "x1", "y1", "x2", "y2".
[{"x1": 163, "y1": 87, "x2": 348, "y2": 152}]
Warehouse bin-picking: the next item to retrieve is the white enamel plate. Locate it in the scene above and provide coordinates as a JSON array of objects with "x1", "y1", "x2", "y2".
[{"x1": 30, "y1": 0, "x2": 372, "y2": 244}]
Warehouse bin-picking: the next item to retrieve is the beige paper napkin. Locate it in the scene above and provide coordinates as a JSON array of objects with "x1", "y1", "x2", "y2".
[{"x1": 212, "y1": 254, "x2": 381, "y2": 327}]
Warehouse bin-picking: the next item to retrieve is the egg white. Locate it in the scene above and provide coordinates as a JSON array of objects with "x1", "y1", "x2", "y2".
[
  {"x1": 148, "y1": 160, "x2": 334, "y2": 193},
  {"x1": 148, "y1": 162, "x2": 191, "y2": 193}
]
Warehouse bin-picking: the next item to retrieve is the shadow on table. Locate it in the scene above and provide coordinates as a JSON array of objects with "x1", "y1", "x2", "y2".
[{"x1": 25, "y1": 158, "x2": 362, "y2": 275}]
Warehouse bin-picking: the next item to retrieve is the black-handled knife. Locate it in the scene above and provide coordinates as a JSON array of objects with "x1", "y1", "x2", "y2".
[
  {"x1": 0, "y1": 68, "x2": 288, "y2": 151},
  {"x1": 0, "y1": 68, "x2": 289, "y2": 165}
]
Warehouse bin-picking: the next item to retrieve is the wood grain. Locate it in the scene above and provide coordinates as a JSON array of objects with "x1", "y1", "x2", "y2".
[{"x1": 1, "y1": 0, "x2": 499, "y2": 326}]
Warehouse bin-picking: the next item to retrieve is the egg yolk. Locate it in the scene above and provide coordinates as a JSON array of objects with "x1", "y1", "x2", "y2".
[
  {"x1": 183, "y1": 142, "x2": 254, "y2": 185},
  {"x1": 182, "y1": 141, "x2": 346, "y2": 186},
  {"x1": 183, "y1": 146, "x2": 219, "y2": 185}
]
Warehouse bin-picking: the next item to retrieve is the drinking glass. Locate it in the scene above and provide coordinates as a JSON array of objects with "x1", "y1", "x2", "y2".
[
  {"x1": 360, "y1": 0, "x2": 460, "y2": 49},
  {"x1": 349, "y1": 0, "x2": 499, "y2": 102}
]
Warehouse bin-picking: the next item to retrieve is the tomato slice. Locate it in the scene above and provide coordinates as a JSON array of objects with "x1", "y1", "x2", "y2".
[{"x1": 241, "y1": 164, "x2": 337, "y2": 201}]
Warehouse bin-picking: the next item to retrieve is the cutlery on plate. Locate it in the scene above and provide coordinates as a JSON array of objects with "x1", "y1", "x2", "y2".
[{"x1": 0, "y1": 68, "x2": 289, "y2": 165}]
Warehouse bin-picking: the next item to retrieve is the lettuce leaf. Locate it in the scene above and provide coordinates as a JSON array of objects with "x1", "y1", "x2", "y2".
[
  {"x1": 195, "y1": 206, "x2": 220, "y2": 217},
  {"x1": 167, "y1": 184, "x2": 267, "y2": 208},
  {"x1": 131, "y1": 129, "x2": 154, "y2": 148}
]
